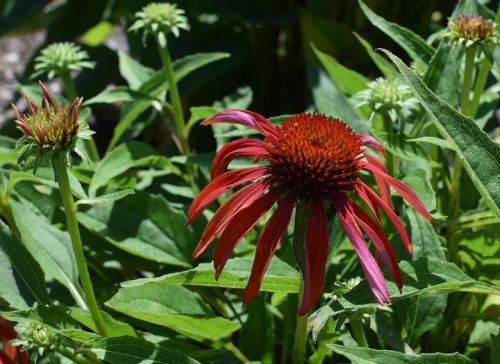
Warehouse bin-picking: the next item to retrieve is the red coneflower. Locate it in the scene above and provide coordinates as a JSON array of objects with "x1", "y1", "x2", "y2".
[
  {"x1": 187, "y1": 110, "x2": 431, "y2": 315},
  {"x1": 0, "y1": 317, "x2": 28, "y2": 364}
]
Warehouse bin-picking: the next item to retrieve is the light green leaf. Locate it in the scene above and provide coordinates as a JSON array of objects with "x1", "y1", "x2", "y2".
[
  {"x1": 70, "y1": 307, "x2": 137, "y2": 337},
  {"x1": 0, "y1": 135, "x2": 17, "y2": 165},
  {"x1": 406, "y1": 209, "x2": 445, "y2": 260},
  {"x1": 383, "y1": 49, "x2": 500, "y2": 219},
  {"x1": 358, "y1": 0, "x2": 434, "y2": 67},
  {"x1": 328, "y1": 344, "x2": 475, "y2": 363},
  {"x1": 76, "y1": 189, "x2": 134, "y2": 206},
  {"x1": 407, "y1": 137, "x2": 455, "y2": 151},
  {"x1": 91, "y1": 336, "x2": 199, "y2": 364},
  {"x1": 0, "y1": 220, "x2": 50, "y2": 308},
  {"x1": 311, "y1": 43, "x2": 369, "y2": 95},
  {"x1": 89, "y1": 141, "x2": 180, "y2": 197},
  {"x1": 118, "y1": 51, "x2": 154, "y2": 90},
  {"x1": 402, "y1": 169, "x2": 436, "y2": 212},
  {"x1": 77, "y1": 191, "x2": 194, "y2": 267},
  {"x1": 106, "y1": 285, "x2": 240, "y2": 342},
  {"x1": 122, "y1": 257, "x2": 300, "y2": 294},
  {"x1": 84, "y1": 87, "x2": 157, "y2": 105}
]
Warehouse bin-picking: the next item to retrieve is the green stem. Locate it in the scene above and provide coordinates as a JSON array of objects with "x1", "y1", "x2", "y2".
[
  {"x1": 57, "y1": 159, "x2": 108, "y2": 337},
  {"x1": 349, "y1": 318, "x2": 368, "y2": 347},
  {"x1": 292, "y1": 202, "x2": 309, "y2": 364},
  {"x1": 460, "y1": 45, "x2": 476, "y2": 116},
  {"x1": 59, "y1": 71, "x2": 100, "y2": 162},
  {"x1": 469, "y1": 56, "x2": 491, "y2": 119},
  {"x1": 57, "y1": 345, "x2": 103, "y2": 364},
  {"x1": 156, "y1": 39, "x2": 190, "y2": 155},
  {"x1": 381, "y1": 114, "x2": 395, "y2": 176}
]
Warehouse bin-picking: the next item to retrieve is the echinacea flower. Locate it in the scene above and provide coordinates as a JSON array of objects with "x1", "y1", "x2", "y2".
[
  {"x1": 0, "y1": 317, "x2": 29, "y2": 364},
  {"x1": 447, "y1": 15, "x2": 497, "y2": 46},
  {"x1": 187, "y1": 110, "x2": 431, "y2": 315}
]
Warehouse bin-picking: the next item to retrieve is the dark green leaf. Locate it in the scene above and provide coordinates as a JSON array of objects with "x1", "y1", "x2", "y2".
[
  {"x1": 239, "y1": 297, "x2": 274, "y2": 362},
  {"x1": 354, "y1": 33, "x2": 399, "y2": 79},
  {"x1": 383, "y1": 49, "x2": 500, "y2": 219},
  {"x1": 118, "y1": 51, "x2": 154, "y2": 90}
]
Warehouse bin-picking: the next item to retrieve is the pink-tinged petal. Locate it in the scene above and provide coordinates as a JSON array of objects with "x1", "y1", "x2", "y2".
[
  {"x1": 187, "y1": 166, "x2": 268, "y2": 224},
  {"x1": 360, "y1": 161, "x2": 432, "y2": 221},
  {"x1": 363, "y1": 152, "x2": 393, "y2": 208},
  {"x1": 243, "y1": 193, "x2": 296, "y2": 303},
  {"x1": 192, "y1": 178, "x2": 273, "y2": 258},
  {"x1": 211, "y1": 138, "x2": 269, "y2": 179},
  {"x1": 213, "y1": 188, "x2": 283, "y2": 278},
  {"x1": 348, "y1": 199, "x2": 403, "y2": 290},
  {"x1": 359, "y1": 134, "x2": 385, "y2": 156},
  {"x1": 353, "y1": 180, "x2": 381, "y2": 221},
  {"x1": 202, "y1": 109, "x2": 278, "y2": 139},
  {"x1": 331, "y1": 194, "x2": 390, "y2": 304},
  {"x1": 357, "y1": 181, "x2": 413, "y2": 254},
  {"x1": 298, "y1": 199, "x2": 329, "y2": 315}
]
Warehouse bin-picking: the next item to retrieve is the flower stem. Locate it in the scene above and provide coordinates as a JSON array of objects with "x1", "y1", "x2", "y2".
[
  {"x1": 59, "y1": 71, "x2": 100, "y2": 162},
  {"x1": 349, "y1": 318, "x2": 368, "y2": 347},
  {"x1": 381, "y1": 114, "x2": 395, "y2": 176},
  {"x1": 460, "y1": 45, "x2": 476, "y2": 116},
  {"x1": 57, "y1": 159, "x2": 108, "y2": 337},
  {"x1": 57, "y1": 345, "x2": 103, "y2": 364},
  {"x1": 156, "y1": 39, "x2": 190, "y2": 155},
  {"x1": 292, "y1": 201, "x2": 308, "y2": 364},
  {"x1": 468, "y1": 56, "x2": 491, "y2": 118}
]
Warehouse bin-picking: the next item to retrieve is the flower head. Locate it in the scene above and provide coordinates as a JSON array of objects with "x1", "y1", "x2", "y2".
[
  {"x1": 187, "y1": 110, "x2": 431, "y2": 315},
  {"x1": 447, "y1": 15, "x2": 497, "y2": 46},
  {"x1": 129, "y1": 2, "x2": 190, "y2": 44},
  {"x1": 32, "y1": 42, "x2": 95, "y2": 80},
  {"x1": 0, "y1": 317, "x2": 29, "y2": 364},
  {"x1": 355, "y1": 77, "x2": 419, "y2": 121},
  {"x1": 13, "y1": 81, "x2": 94, "y2": 175}
]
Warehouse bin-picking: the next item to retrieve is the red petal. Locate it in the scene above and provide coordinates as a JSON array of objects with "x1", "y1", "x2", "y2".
[
  {"x1": 187, "y1": 166, "x2": 268, "y2": 224},
  {"x1": 192, "y1": 178, "x2": 272, "y2": 258},
  {"x1": 202, "y1": 109, "x2": 278, "y2": 140},
  {"x1": 359, "y1": 134, "x2": 385, "y2": 156},
  {"x1": 213, "y1": 189, "x2": 283, "y2": 278},
  {"x1": 298, "y1": 199, "x2": 329, "y2": 315},
  {"x1": 0, "y1": 350, "x2": 15, "y2": 364},
  {"x1": 332, "y1": 194, "x2": 390, "y2": 304},
  {"x1": 242, "y1": 193, "x2": 296, "y2": 303},
  {"x1": 364, "y1": 152, "x2": 393, "y2": 208},
  {"x1": 353, "y1": 180, "x2": 381, "y2": 221},
  {"x1": 361, "y1": 161, "x2": 432, "y2": 220},
  {"x1": 211, "y1": 138, "x2": 269, "y2": 179},
  {"x1": 348, "y1": 199, "x2": 403, "y2": 289},
  {"x1": 357, "y1": 181, "x2": 413, "y2": 254}
]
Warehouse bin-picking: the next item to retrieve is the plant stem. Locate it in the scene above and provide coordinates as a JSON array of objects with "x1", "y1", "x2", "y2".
[
  {"x1": 468, "y1": 56, "x2": 491, "y2": 119},
  {"x1": 349, "y1": 318, "x2": 368, "y2": 347},
  {"x1": 292, "y1": 202, "x2": 308, "y2": 364},
  {"x1": 57, "y1": 159, "x2": 108, "y2": 337},
  {"x1": 381, "y1": 113, "x2": 395, "y2": 176},
  {"x1": 59, "y1": 71, "x2": 100, "y2": 162},
  {"x1": 57, "y1": 345, "x2": 103, "y2": 364},
  {"x1": 156, "y1": 39, "x2": 190, "y2": 155},
  {"x1": 460, "y1": 45, "x2": 476, "y2": 116}
]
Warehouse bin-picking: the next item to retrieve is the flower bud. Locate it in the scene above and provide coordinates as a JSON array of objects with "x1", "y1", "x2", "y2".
[
  {"x1": 448, "y1": 15, "x2": 495, "y2": 44},
  {"x1": 32, "y1": 42, "x2": 95, "y2": 80}
]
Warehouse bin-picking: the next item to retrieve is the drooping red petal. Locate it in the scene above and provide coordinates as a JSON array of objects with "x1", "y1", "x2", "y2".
[
  {"x1": 357, "y1": 181, "x2": 413, "y2": 254},
  {"x1": 192, "y1": 178, "x2": 273, "y2": 258},
  {"x1": 243, "y1": 193, "x2": 296, "y2": 303},
  {"x1": 348, "y1": 199, "x2": 403, "y2": 289},
  {"x1": 0, "y1": 350, "x2": 15, "y2": 364},
  {"x1": 332, "y1": 194, "x2": 390, "y2": 304},
  {"x1": 298, "y1": 199, "x2": 329, "y2": 315},
  {"x1": 202, "y1": 109, "x2": 278, "y2": 140},
  {"x1": 360, "y1": 161, "x2": 432, "y2": 220},
  {"x1": 363, "y1": 152, "x2": 393, "y2": 208},
  {"x1": 359, "y1": 134, "x2": 385, "y2": 156},
  {"x1": 187, "y1": 166, "x2": 268, "y2": 224},
  {"x1": 353, "y1": 180, "x2": 381, "y2": 221},
  {"x1": 211, "y1": 138, "x2": 269, "y2": 180},
  {"x1": 213, "y1": 189, "x2": 283, "y2": 278}
]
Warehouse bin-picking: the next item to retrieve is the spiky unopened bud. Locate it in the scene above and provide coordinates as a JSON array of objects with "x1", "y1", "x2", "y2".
[
  {"x1": 13, "y1": 81, "x2": 94, "y2": 175},
  {"x1": 32, "y1": 42, "x2": 95, "y2": 80},
  {"x1": 129, "y1": 2, "x2": 190, "y2": 45},
  {"x1": 448, "y1": 15, "x2": 496, "y2": 45}
]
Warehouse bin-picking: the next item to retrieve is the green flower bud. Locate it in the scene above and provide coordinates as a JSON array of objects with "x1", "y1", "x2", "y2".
[
  {"x1": 32, "y1": 42, "x2": 95, "y2": 80},
  {"x1": 13, "y1": 81, "x2": 94, "y2": 176},
  {"x1": 448, "y1": 15, "x2": 496, "y2": 45},
  {"x1": 129, "y1": 2, "x2": 190, "y2": 46}
]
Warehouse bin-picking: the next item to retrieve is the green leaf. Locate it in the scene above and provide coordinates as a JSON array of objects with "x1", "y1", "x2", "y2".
[
  {"x1": 492, "y1": 332, "x2": 500, "y2": 363},
  {"x1": 0, "y1": 135, "x2": 17, "y2": 165},
  {"x1": 307, "y1": 62, "x2": 368, "y2": 134},
  {"x1": 10, "y1": 199, "x2": 86, "y2": 308},
  {"x1": 407, "y1": 137, "x2": 454, "y2": 151},
  {"x1": 91, "y1": 336, "x2": 199, "y2": 364},
  {"x1": 118, "y1": 51, "x2": 154, "y2": 90},
  {"x1": 406, "y1": 209, "x2": 445, "y2": 260},
  {"x1": 76, "y1": 189, "x2": 134, "y2": 206},
  {"x1": 107, "y1": 52, "x2": 230, "y2": 151},
  {"x1": 354, "y1": 33, "x2": 399, "y2": 79},
  {"x1": 0, "y1": 220, "x2": 50, "y2": 308},
  {"x1": 83, "y1": 86, "x2": 158, "y2": 105},
  {"x1": 358, "y1": 0, "x2": 434, "y2": 67},
  {"x1": 402, "y1": 169, "x2": 436, "y2": 213},
  {"x1": 77, "y1": 190, "x2": 193, "y2": 267},
  {"x1": 372, "y1": 131, "x2": 435, "y2": 166},
  {"x1": 327, "y1": 344, "x2": 475, "y2": 363},
  {"x1": 69, "y1": 307, "x2": 137, "y2": 337},
  {"x1": 122, "y1": 257, "x2": 300, "y2": 294},
  {"x1": 106, "y1": 285, "x2": 240, "y2": 342},
  {"x1": 89, "y1": 141, "x2": 180, "y2": 197},
  {"x1": 311, "y1": 43, "x2": 369, "y2": 96},
  {"x1": 383, "y1": 49, "x2": 500, "y2": 219}
]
